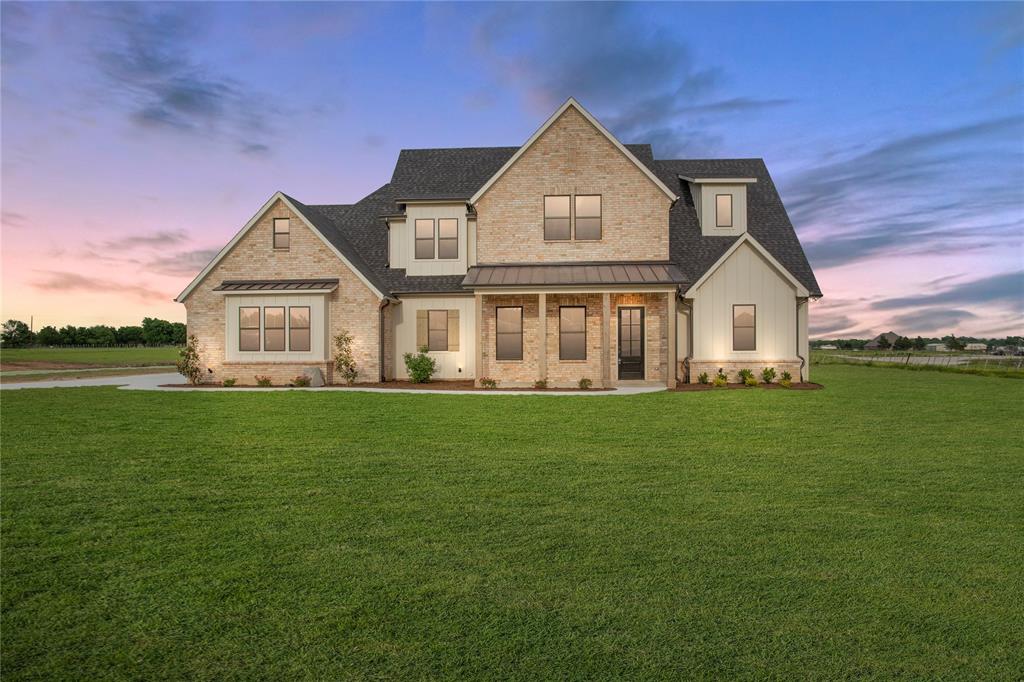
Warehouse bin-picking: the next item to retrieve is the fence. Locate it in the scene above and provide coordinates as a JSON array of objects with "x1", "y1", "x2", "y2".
[{"x1": 812, "y1": 351, "x2": 1024, "y2": 377}]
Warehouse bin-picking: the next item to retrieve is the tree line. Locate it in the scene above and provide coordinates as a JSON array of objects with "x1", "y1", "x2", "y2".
[
  {"x1": 1, "y1": 318, "x2": 186, "y2": 348},
  {"x1": 812, "y1": 335, "x2": 1023, "y2": 351}
]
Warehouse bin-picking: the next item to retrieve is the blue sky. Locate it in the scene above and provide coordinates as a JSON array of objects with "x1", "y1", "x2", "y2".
[{"x1": 2, "y1": 1, "x2": 1022, "y2": 337}]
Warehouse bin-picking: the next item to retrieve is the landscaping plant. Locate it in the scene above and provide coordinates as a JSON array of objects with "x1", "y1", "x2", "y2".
[
  {"x1": 761, "y1": 367, "x2": 776, "y2": 384},
  {"x1": 578, "y1": 377, "x2": 593, "y2": 390},
  {"x1": 712, "y1": 373, "x2": 728, "y2": 388},
  {"x1": 780, "y1": 370, "x2": 793, "y2": 388},
  {"x1": 697, "y1": 372, "x2": 709, "y2": 385},
  {"x1": 403, "y1": 346, "x2": 438, "y2": 383},
  {"x1": 176, "y1": 335, "x2": 203, "y2": 385},
  {"x1": 533, "y1": 378, "x2": 548, "y2": 390},
  {"x1": 255, "y1": 375, "x2": 272, "y2": 387},
  {"x1": 333, "y1": 331, "x2": 360, "y2": 384},
  {"x1": 222, "y1": 378, "x2": 237, "y2": 387},
  {"x1": 292, "y1": 375, "x2": 311, "y2": 387},
  {"x1": 744, "y1": 375, "x2": 758, "y2": 387},
  {"x1": 737, "y1": 368, "x2": 754, "y2": 383},
  {"x1": 479, "y1": 377, "x2": 498, "y2": 389}
]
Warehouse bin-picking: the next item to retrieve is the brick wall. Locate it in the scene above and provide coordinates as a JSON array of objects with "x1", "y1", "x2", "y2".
[
  {"x1": 544, "y1": 294, "x2": 604, "y2": 387},
  {"x1": 478, "y1": 294, "x2": 540, "y2": 386},
  {"x1": 611, "y1": 293, "x2": 668, "y2": 383},
  {"x1": 474, "y1": 107, "x2": 671, "y2": 264},
  {"x1": 183, "y1": 199, "x2": 383, "y2": 384}
]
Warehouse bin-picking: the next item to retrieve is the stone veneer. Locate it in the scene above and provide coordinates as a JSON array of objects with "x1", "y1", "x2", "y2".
[
  {"x1": 474, "y1": 107, "x2": 672, "y2": 264},
  {"x1": 183, "y1": 199, "x2": 384, "y2": 385},
  {"x1": 686, "y1": 360, "x2": 804, "y2": 384}
]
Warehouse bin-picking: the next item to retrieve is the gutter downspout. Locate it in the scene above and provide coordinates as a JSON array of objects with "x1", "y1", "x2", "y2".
[
  {"x1": 379, "y1": 298, "x2": 392, "y2": 382},
  {"x1": 796, "y1": 297, "x2": 807, "y2": 381}
]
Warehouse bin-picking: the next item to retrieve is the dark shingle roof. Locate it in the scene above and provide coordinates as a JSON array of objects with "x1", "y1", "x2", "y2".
[{"x1": 291, "y1": 149, "x2": 820, "y2": 298}]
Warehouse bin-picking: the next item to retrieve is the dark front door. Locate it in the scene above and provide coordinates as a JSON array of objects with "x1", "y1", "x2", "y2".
[{"x1": 618, "y1": 307, "x2": 645, "y2": 380}]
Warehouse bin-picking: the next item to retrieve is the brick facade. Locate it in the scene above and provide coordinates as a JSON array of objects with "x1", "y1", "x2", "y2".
[
  {"x1": 544, "y1": 294, "x2": 604, "y2": 387},
  {"x1": 474, "y1": 107, "x2": 672, "y2": 264},
  {"x1": 478, "y1": 294, "x2": 541, "y2": 386},
  {"x1": 611, "y1": 293, "x2": 668, "y2": 383},
  {"x1": 183, "y1": 200, "x2": 383, "y2": 385}
]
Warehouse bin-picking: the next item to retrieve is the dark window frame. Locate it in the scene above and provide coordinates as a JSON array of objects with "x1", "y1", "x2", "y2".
[
  {"x1": 264, "y1": 306, "x2": 286, "y2": 352},
  {"x1": 427, "y1": 309, "x2": 449, "y2": 352},
  {"x1": 715, "y1": 194, "x2": 733, "y2": 228},
  {"x1": 239, "y1": 306, "x2": 260, "y2": 352},
  {"x1": 273, "y1": 217, "x2": 290, "y2": 249},
  {"x1": 437, "y1": 218, "x2": 459, "y2": 260},
  {"x1": 559, "y1": 306, "x2": 587, "y2": 361},
  {"x1": 289, "y1": 306, "x2": 311, "y2": 352},
  {"x1": 495, "y1": 306, "x2": 523, "y2": 361},
  {"x1": 732, "y1": 304, "x2": 756, "y2": 351},
  {"x1": 573, "y1": 195, "x2": 602, "y2": 241},
  {"x1": 543, "y1": 195, "x2": 571, "y2": 241},
  {"x1": 414, "y1": 218, "x2": 435, "y2": 260}
]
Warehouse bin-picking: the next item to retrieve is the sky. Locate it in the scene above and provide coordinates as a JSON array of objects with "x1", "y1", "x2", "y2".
[{"x1": 1, "y1": 1, "x2": 1022, "y2": 338}]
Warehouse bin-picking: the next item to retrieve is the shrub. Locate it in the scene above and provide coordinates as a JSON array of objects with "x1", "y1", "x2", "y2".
[
  {"x1": 255, "y1": 375, "x2": 272, "y2": 387},
  {"x1": 737, "y1": 368, "x2": 754, "y2": 383},
  {"x1": 578, "y1": 377, "x2": 593, "y2": 390},
  {"x1": 780, "y1": 370, "x2": 792, "y2": 382},
  {"x1": 222, "y1": 378, "x2": 237, "y2": 387},
  {"x1": 176, "y1": 335, "x2": 204, "y2": 385},
  {"x1": 333, "y1": 331, "x2": 359, "y2": 384},
  {"x1": 479, "y1": 377, "x2": 498, "y2": 389},
  {"x1": 403, "y1": 345, "x2": 438, "y2": 383},
  {"x1": 533, "y1": 378, "x2": 548, "y2": 390},
  {"x1": 780, "y1": 378, "x2": 793, "y2": 388},
  {"x1": 292, "y1": 375, "x2": 311, "y2": 387},
  {"x1": 712, "y1": 374, "x2": 727, "y2": 388},
  {"x1": 744, "y1": 375, "x2": 758, "y2": 387},
  {"x1": 761, "y1": 367, "x2": 776, "y2": 384},
  {"x1": 697, "y1": 372, "x2": 709, "y2": 385}
]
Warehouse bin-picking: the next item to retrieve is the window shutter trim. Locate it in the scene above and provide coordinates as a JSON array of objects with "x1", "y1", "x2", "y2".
[
  {"x1": 448, "y1": 309, "x2": 459, "y2": 352},
  {"x1": 416, "y1": 310, "x2": 428, "y2": 349}
]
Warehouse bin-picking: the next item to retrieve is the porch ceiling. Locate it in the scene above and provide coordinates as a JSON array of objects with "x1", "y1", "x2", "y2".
[{"x1": 463, "y1": 262, "x2": 686, "y2": 289}]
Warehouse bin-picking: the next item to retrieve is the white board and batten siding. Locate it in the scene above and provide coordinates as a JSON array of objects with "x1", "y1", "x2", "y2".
[
  {"x1": 690, "y1": 242, "x2": 800, "y2": 362},
  {"x1": 224, "y1": 294, "x2": 330, "y2": 363},
  {"x1": 388, "y1": 203, "x2": 470, "y2": 277},
  {"x1": 393, "y1": 296, "x2": 477, "y2": 379}
]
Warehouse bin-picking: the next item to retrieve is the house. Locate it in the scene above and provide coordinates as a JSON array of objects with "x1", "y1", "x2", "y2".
[
  {"x1": 176, "y1": 99, "x2": 821, "y2": 387},
  {"x1": 819, "y1": 344, "x2": 838, "y2": 350},
  {"x1": 864, "y1": 332, "x2": 900, "y2": 350},
  {"x1": 964, "y1": 343, "x2": 987, "y2": 352},
  {"x1": 925, "y1": 343, "x2": 950, "y2": 352}
]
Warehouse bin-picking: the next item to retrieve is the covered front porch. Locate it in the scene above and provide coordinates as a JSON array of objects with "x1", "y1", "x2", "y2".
[{"x1": 465, "y1": 264, "x2": 683, "y2": 388}]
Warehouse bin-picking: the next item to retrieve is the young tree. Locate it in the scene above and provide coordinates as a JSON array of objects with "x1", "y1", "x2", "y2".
[
  {"x1": 176, "y1": 335, "x2": 204, "y2": 385},
  {"x1": 333, "y1": 331, "x2": 359, "y2": 384},
  {"x1": 1, "y1": 320, "x2": 34, "y2": 347}
]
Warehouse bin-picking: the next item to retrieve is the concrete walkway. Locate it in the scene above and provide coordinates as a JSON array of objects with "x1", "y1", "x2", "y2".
[{"x1": 1, "y1": 372, "x2": 665, "y2": 396}]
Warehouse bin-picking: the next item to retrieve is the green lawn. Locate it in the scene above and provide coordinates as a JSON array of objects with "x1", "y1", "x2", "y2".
[
  {"x1": 0, "y1": 346, "x2": 179, "y2": 367},
  {"x1": 2, "y1": 365, "x2": 1022, "y2": 679}
]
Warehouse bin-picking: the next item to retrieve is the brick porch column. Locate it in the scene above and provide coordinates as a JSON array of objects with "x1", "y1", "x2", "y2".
[
  {"x1": 601, "y1": 292, "x2": 611, "y2": 387},
  {"x1": 537, "y1": 292, "x2": 547, "y2": 382}
]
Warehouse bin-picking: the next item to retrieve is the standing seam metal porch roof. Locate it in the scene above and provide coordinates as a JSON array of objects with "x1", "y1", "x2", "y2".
[
  {"x1": 462, "y1": 263, "x2": 686, "y2": 288},
  {"x1": 213, "y1": 278, "x2": 339, "y2": 292}
]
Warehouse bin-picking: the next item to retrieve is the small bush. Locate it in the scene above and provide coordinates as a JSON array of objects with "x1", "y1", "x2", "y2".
[
  {"x1": 744, "y1": 375, "x2": 758, "y2": 387},
  {"x1": 255, "y1": 375, "x2": 272, "y2": 387},
  {"x1": 222, "y1": 378, "x2": 237, "y2": 387},
  {"x1": 761, "y1": 367, "x2": 776, "y2": 384},
  {"x1": 697, "y1": 372, "x2": 710, "y2": 385},
  {"x1": 578, "y1": 377, "x2": 593, "y2": 390},
  {"x1": 533, "y1": 378, "x2": 548, "y2": 390},
  {"x1": 292, "y1": 375, "x2": 311, "y2": 387},
  {"x1": 176, "y1": 335, "x2": 203, "y2": 385},
  {"x1": 403, "y1": 345, "x2": 438, "y2": 383},
  {"x1": 712, "y1": 374, "x2": 727, "y2": 388},
  {"x1": 780, "y1": 370, "x2": 792, "y2": 382},
  {"x1": 780, "y1": 378, "x2": 793, "y2": 388},
  {"x1": 333, "y1": 331, "x2": 359, "y2": 384},
  {"x1": 479, "y1": 377, "x2": 498, "y2": 389},
  {"x1": 737, "y1": 368, "x2": 754, "y2": 383}
]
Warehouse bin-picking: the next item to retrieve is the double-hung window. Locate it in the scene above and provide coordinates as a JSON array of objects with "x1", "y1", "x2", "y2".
[
  {"x1": 437, "y1": 219, "x2": 458, "y2": 259},
  {"x1": 495, "y1": 306, "x2": 523, "y2": 361},
  {"x1": 239, "y1": 307, "x2": 260, "y2": 351},
  {"x1": 273, "y1": 218, "x2": 290, "y2": 249},
  {"x1": 574, "y1": 196, "x2": 601, "y2": 240},
  {"x1": 415, "y1": 219, "x2": 435, "y2": 259},
  {"x1": 559, "y1": 306, "x2": 586, "y2": 360},
  {"x1": 733, "y1": 304, "x2": 755, "y2": 351},
  {"x1": 264, "y1": 307, "x2": 285, "y2": 351},
  {"x1": 289, "y1": 307, "x2": 310, "y2": 352},
  {"x1": 544, "y1": 196, "x2": 571, "y2": 240},
  {"x1": 427, "y1": 310, "x2": 449, "y2": 351}
]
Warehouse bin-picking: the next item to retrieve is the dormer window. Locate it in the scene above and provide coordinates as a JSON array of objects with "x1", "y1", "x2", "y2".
[
  {"x1": 715, "y1": 195, "x2": 733, "y2": 228},
  {"x1": 544, "y1": 195, "x2": 571, "y2": 240},
  {"x1": 438, "y1": 218, "x2": 458, "y2": 259},
  {"x1": 273, "y1": 218, "x2": 290, "y2": 249},
  {"x1": 415, "y1": 219, "x2": 435, "y2": 259}
]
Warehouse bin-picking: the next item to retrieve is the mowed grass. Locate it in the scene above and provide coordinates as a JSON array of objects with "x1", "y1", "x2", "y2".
[
  {"x1": 2, "y1": 365, "x2": 1022, "y2": 680},
  {"x1": 0, "y1": 346, "x2": 178, "y2": 367}
]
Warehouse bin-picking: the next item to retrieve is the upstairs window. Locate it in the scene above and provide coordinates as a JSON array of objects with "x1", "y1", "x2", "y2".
[
  {"x1": 733, "y1": 304, "x2": 755, "y2": 351},
  {"x1": 437, "y1": 218, "x2": 458, "y2": 259},
  {"x1": 239, "y1": 307, "x2": 260, "y2": 351},
  {"x1": 264, "y1": 307, "x2": 285, "y2": 351},
  {"x1": 415, "y1": 219, "x2": 435, "y2": 259},
  {"x1": 574, "y1": 195, "x2": 602, "y2": 240},
  {"x1": 716, "y1": 194, "x2": 733, "y2": 228},
  {"x1": 559, "y1": 306, "x2": 587, "y2": 360},
  {"x1": 273, "y1": 218, "x2": 290, "y2": 249},
  {"x1": 544, "y1": 196, "x2": 571, "y2": 240}
]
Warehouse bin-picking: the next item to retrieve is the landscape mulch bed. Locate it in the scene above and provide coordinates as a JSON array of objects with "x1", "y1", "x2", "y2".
[
  {"x1": 159, "y1": 380, "x2": 613, "y2": 392},
  {"x1": 673, "y1": 382, "x2": 823, "y2": 392}
]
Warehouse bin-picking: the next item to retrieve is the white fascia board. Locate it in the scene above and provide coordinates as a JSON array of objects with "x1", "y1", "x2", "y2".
[
  {"x1": 470, "y1": 97, "x2": 678, "y2": 205},
  {"x1": 683, "y1": 233, "x2": 808, "y2": 298},
  {"x1": 176, "y1": 191, "x2": 385, "y2": 302},
  {"x1": 678, "y1": 176, "x2": 758, "y2": 184}
]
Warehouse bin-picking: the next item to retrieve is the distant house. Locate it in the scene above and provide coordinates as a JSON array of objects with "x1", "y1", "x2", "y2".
[
  {"x1": 964, "y1": 343, "x2": 987, "y2": 352},
  {"x1": 819, "y1": 344, "x2": 837, "y2": 350},
  {"x1": 925, "y1": 342, "x2": 949, "y2": 352},
  {"x1": 865, "y1": 331, "x2": 900, "y2": 350}
]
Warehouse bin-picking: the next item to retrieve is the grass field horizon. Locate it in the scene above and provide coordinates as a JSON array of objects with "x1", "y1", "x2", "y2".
[{"x1": 2, "y1": 365, "x2": 1021, "y2": 679}]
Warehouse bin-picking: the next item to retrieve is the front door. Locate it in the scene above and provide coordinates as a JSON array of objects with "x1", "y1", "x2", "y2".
[{"x1": 617, "y1": 307, "x2": 645, "y2": 380}]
